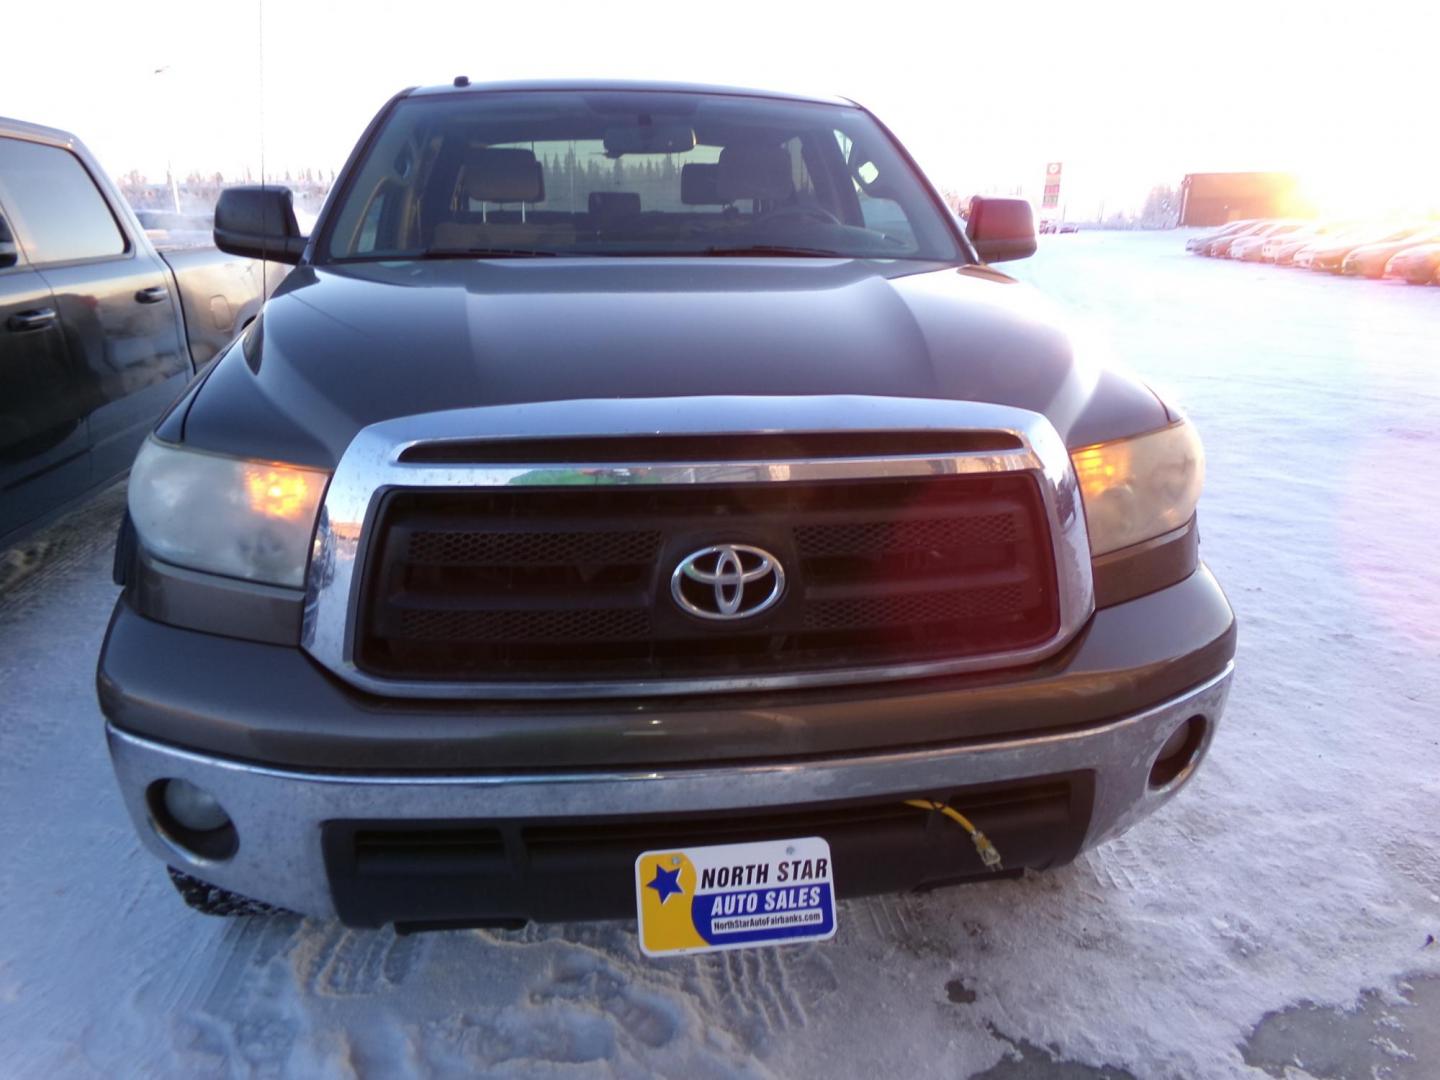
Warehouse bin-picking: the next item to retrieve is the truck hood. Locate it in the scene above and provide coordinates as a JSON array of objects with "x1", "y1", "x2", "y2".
[{"x1": 181, "y1": 257, "x2": 1167, "y2": 469}]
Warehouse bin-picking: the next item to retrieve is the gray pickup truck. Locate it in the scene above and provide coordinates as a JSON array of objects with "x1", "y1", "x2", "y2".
[
  {"x1": 99, "y1": 81, "x2": 1235, "y2": 941},
  {"x1": 0, "y1": 118, "x2": 269, "y2": 546}
]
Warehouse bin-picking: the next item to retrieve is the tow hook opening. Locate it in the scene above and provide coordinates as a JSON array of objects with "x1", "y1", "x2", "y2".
[
  {"x1": 146, "y1": 779, "x2": 239, "y2": 862},
  {"x1": 1149, "y1": 715, "x2": 1208, "y2": 790}
]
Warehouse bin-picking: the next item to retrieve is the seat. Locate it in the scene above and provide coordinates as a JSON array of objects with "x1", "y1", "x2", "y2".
[
  {"x1": 715, "y1": 144, "x2": 794, "y2": 204},
  {"x1": 680, "y1": 163, "x2": 724, "y2": 205},
  {"x1": 432, "y1": 148, "x2": 551, "y2": 249},
  {"x1": 463, "y1": 147, "x2": 545, "y2": 206},
  {"x1": 588, "y1": 191, "x2": 642, "y2": 222}
]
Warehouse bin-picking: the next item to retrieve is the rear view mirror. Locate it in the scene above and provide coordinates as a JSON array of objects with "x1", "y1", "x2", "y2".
[
  {"x1": 214, "y1": 186, "x2": 307, "y2": 264},
  {"x1": 603, "y1": 121, "x2": 697, "y2": 157},
  {"x1": 966, "y1": 197, "x2": 1038, "y2": 263}
]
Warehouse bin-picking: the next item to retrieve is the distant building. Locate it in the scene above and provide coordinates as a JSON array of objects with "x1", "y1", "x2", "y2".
[{"x1": 1178, "y1": 172, "x2": 1302, "y2": 226}]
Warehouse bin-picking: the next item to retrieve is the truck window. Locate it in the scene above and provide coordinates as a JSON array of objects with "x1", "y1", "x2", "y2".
[
  {"x1": 834, "y1": 130, "x2": 917, "y2": 250},
  {"x1": 0, "y1": 137, "x2": 127, "y2": 266},
  {"x1": 323, "y1": 91, "x2": 961, "y2": 262}
]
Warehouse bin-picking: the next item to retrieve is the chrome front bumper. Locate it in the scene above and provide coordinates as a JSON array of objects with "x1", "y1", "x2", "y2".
[{"x1": 108, "y1": 663, "x2": 1232, "y2": 919}]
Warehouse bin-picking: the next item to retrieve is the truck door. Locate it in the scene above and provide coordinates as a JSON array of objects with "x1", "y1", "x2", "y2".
[
  {"x1": 0, "y1": 135, "x2": 191, "y2": 497},
  {"x1": 0, "y1": 205, "x2": 94, "y2": 542}
]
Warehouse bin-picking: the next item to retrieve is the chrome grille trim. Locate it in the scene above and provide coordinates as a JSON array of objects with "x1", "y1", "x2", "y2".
[{"x1": 301, "y1": 395, "x2": 1094, "y2": 699}]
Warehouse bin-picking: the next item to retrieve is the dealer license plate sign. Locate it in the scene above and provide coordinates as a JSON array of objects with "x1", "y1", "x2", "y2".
[{"x1": 635, "y1": 836, "x2": 837, "y2": 957}]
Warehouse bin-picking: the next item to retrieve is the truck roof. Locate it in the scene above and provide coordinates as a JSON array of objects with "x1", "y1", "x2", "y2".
[
  {"x1": 0, "y1": 115, "x2": 80, "y2": 149},
  {"x1": 405, "y1": 78, "x2": 855, "y2": 108}
]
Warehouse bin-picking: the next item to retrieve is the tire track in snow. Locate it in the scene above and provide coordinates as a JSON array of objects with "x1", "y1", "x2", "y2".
[
  {"x1": 455, "y1": 925, "x2": 793, "y2": 1075},
  {"x1": 180, "y1": 919, "x2": 312, "y2": 1075},
  {"x1": 292, "y1": 923, "x2": 426, "y2": 998},
  {"x1": 0, "y1": 482, "x2": 125, "y2": 601},
  {"x1": 542, "y1": 949, "x2": 686, "y2": 1050},
  {"x1": 1084, "y1": 837, "x2": 1161, "y2": 896},
  {"x1": 696, "y1": 942, "x2": 836, "y2": 1042},
  {"x1": 856, "y1": 891, "x2": 973, "y2": 962},
  {"x1": 0, "y1": 484, "x2": 125, "y2": 806},
  {"x1": 142, "y1": 915, "x2": 301, "y2": 1019},
  {"x1": 862, "y1": 892, "x2": 917, "y2": 940}
]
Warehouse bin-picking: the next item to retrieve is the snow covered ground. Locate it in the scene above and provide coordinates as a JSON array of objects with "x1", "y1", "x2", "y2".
[{"x1": 1, "y1": 231, "x2": 1438, "y2": 1078}]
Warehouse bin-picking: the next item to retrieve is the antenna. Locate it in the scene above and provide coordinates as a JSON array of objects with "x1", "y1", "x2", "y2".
[{"x1": 258, "y1": 0, "x2": 268, "y2": 295}]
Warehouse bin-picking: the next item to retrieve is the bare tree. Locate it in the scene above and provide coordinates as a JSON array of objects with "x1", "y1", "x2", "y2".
[{"x1": 1141, "y1": 184, "x2": 1179, "y2": 229}]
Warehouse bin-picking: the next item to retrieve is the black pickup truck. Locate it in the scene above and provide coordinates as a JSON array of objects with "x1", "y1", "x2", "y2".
[
  {"x1": 0, "y1": 118, "x2": 269, "y2": 546},
  {"x1": 99, "y1": 81, "x2": 1235, "y2": 942}
]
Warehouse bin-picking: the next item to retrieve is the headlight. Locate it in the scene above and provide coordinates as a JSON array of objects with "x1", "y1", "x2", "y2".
[
  {"x1": 1070, "y1": 420, "x2": 1204, "y2": 556},
  {"x1": 128, "y1": 438, "x2": 330, "y2": 587}
]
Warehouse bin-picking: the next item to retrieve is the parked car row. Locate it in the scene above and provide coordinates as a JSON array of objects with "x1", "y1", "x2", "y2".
[{"x1": 1186, "y1": 218, "x2": 1440, "y2": 284}]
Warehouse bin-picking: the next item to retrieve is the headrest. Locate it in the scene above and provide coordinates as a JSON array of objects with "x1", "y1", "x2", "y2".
[
  {"x1": 588, "y1": 191, "x2": 642, "y2": 217},
  {"x1": 716, "y1": 144, "x2": 794, "y2": 203},
  {"x1": 681, "y1": 163, "x2": 723, "y2": 205},
  {"x1": 464, "y1": 148, "x2": 544, "y2": 203}
]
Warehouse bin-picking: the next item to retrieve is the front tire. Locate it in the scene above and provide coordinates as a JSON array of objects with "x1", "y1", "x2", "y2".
[{"x1": 166, "y1": 867, "x2": 293, "y2": 918}]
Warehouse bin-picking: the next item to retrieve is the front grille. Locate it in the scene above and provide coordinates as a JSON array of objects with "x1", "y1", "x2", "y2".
[
  {"x1": 407, "y1": 528, "x2": 661, "y2": 566},
  {"x1": 802, "y1": 583, "x2": 1028, "y2": 631},
  {"x1": 398, "y1": 606, "x2": 653, "y2": 643},
  {"x1": 355, "y1": 471, "x2": 1059, "y2": 686},
  {"x1": 795, "y1": 513, "x2": 1019, "y2": 557}
]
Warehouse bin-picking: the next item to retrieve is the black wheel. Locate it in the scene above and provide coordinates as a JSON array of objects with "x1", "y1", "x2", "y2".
[{"x1": 166, "y1": 867, "x2": 293, "y2": 918}]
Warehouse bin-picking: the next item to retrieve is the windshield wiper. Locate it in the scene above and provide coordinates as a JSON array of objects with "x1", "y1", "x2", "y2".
[
  {"x1": 412, "y1": 245, "x2": 849, "y2": 260},
  {"x1": 418, "y1": 247, "x2": 559, "y2": 259},
  {"x1": 701, "y1": 244, "x2": 848, "y2": 258}
]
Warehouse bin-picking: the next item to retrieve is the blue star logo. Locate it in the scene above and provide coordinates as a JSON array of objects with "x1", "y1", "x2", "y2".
[{"x1": 646, "y1": 863, "x2": 684, "y2": 904}]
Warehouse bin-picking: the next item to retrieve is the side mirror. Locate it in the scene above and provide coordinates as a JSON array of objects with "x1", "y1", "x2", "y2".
[
  {"x1": 214, "y1": 186, "x2": 306, "y2": 264},
  {"x1": 966, "y1": 197, "x2": 1037, "y2": 263}
]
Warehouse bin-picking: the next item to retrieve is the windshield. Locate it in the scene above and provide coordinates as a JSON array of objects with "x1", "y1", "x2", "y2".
[{"x1": 321, "y1": 90, "x2": 962, "y2": 262}]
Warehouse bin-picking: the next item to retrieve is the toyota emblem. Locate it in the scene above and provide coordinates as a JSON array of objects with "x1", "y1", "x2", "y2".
[{"x1": 670, "y1": 544, "x2": 786, "y2": 621}]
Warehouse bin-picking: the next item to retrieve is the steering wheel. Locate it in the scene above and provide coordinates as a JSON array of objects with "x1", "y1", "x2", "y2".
[{"x1": 758, "y1": 206, "x2": 843, "y2": 228}]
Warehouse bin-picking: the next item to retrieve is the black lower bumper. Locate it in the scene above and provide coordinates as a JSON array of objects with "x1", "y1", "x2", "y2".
[{"x1": 322, "y1": 774, "x2": 1093, "y2": 929}]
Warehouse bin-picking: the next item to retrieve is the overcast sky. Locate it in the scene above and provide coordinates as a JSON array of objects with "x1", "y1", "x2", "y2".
[{"x1": 4, "y1": 0, "x2": 1436, "y2": 217}]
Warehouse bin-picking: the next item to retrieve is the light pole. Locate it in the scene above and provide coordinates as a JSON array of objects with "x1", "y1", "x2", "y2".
[{"x1": 153, "y1": 65, "x2": 182, "y2": 214}]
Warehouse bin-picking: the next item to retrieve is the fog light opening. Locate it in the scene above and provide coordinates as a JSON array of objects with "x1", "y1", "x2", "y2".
[
  {"x1": 146, "y1": 779, "x2": 239, "y2": 862},
  {"x1": 1149, "y1": 715, "x2": 1208, "y2": 790}
]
